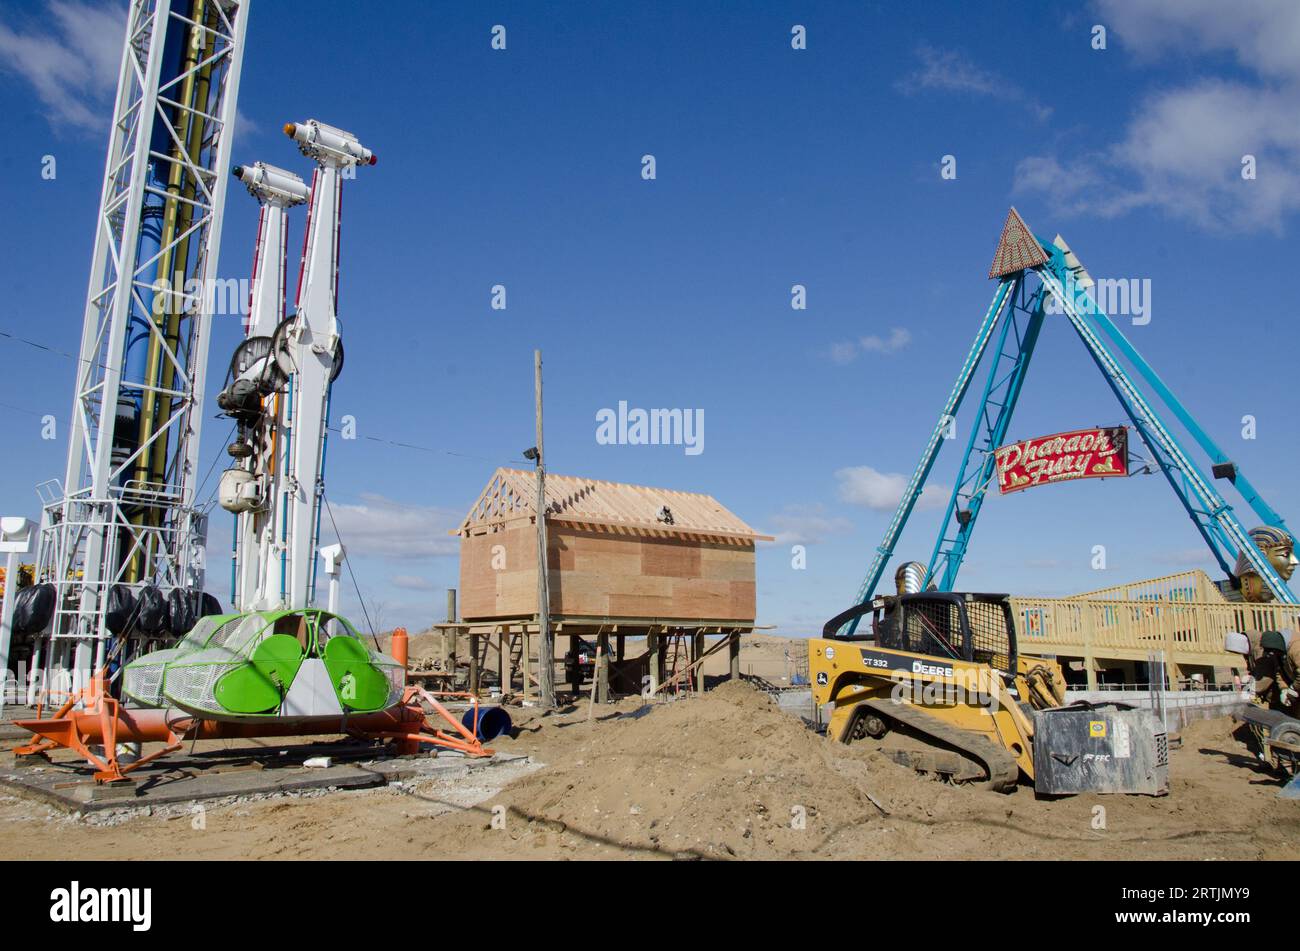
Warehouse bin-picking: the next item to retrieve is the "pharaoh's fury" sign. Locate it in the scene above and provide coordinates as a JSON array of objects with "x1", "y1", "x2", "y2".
[{"x1": 994, "y1": 427, "x2": 1128, "y2": 495}]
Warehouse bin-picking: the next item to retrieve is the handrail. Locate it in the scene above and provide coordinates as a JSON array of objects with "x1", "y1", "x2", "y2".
[{"x1": 1012, "y1": 594, "x2": 1300, "y2": 669}]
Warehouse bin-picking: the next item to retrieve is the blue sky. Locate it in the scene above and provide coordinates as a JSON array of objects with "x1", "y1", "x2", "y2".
[{"x1": 1, "y1": 0, "x2": 1297, "y2": 634}]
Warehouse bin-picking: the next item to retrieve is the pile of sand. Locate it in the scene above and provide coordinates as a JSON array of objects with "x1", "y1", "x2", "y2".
[
  {"x1": 432, "y1": 680, "x2": 890, "y2": 858},
  {"x1": 424, "y1": 682, "x2": 1298, "y2": 860}
]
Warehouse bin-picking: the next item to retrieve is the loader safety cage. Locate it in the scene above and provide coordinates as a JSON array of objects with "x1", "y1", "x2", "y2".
[{"x1": 826, "y1": 592, "x2": 1018, "y2": 676}]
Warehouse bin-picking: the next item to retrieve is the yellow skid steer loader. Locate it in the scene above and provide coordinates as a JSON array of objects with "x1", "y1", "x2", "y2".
[{"x1": 809, "y1": 591, "x2": 1168, "y2": 795}]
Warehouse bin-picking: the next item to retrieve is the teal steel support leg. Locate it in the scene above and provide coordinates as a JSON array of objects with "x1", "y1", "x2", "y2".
[
  {"x1": 1065, "y1": 264, "x2": 1291, "y2": 537},
  {"x1": 928, "y1": 283, "x2": 1047, "y2": 591},
  {"x1": 1038, "y1": 258, "x2": 1296, "y2": 604},
  {"x1": 844, "y1": 278, "x2": 1015, "y2": 633},
  {"x1": 1073, "y1": 319, "x2": 1237, "y2": 576}
]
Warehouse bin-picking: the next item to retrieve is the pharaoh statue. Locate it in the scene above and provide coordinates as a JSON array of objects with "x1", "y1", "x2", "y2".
[{"x1": 1236, "y1": 525, "x2": 1299, "y2": 603}]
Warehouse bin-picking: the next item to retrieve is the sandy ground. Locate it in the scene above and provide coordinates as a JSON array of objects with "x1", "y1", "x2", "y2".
[{"x1": 0, "y1": 679, "x2": 1294, "y2": 861}]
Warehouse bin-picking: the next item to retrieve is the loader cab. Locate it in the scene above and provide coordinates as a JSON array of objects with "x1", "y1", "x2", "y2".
[{"x1": 824, "y1": 592, "x2": 1019, "y2": 676}]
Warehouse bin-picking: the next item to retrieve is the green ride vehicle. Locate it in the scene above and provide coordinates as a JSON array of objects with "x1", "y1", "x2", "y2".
[{"x1": 123, "y1": 609, "x2": 404, "y2": 722}]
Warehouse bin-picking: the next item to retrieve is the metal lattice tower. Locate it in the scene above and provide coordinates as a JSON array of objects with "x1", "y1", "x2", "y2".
[{"x1": 33, "y1": 0, "x2": 249, "y2": 696}]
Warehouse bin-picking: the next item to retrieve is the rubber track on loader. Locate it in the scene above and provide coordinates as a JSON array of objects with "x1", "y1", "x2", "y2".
[{"x1": 856, "y1": 698, "x2": 1021, "y2": 792}]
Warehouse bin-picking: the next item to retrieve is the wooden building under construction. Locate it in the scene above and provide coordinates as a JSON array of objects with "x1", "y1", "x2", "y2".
[{"x1": 449, "y1": 467, "x2": 771, "y2": 700}]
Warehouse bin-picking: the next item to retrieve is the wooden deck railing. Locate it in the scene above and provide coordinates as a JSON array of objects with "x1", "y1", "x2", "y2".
[
  {"x1": 1011, "y1": 593, "x2": 1300, "y2": 678},
  {"x1": 1066, "y1": 568, "x2": 1224, "y2": 604}
]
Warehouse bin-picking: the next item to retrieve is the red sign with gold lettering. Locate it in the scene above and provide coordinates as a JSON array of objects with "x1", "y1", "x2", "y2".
[{"x1": 994, "y1": 427, "x2": 1128, "y2": 495}]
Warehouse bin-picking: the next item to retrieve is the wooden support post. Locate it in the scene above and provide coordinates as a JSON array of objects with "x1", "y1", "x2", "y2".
[
  {"x1": 1081, "y1": 604, "x2": 1098, "y2": 692},
  {"x1": 596, "y1": 631, "x2": 610, "y2": 704},
  {"x1": 616, "y1": 634, "x2": 625, "y2": 661},
  {"x1": 446, "y1": 589, "x2": 458, "y2": 667},
  {"x1": 729, "y1": 630, "x2": 740, "y2": 681},
  {"x1": 502, "y1": 627, "x2": 514, "y2": 696},
  {"x1": 649, "y1": 633, "x2": 732, "y2": 697},
  {"x1": 569, "y1": 634, "x2": 582, "y2": 696},
  {"x1": 694, "y1": 632, "x2": 705, "y2": 692},
  {"x1": 647, "y1": 631, "x2": 660, "y2": 694},
  {"x1": 469, "y1": 629, "x2": 480, "y2": 697},
  {"x1": 522, "y1": 628, "x2": 532, "y2": 701},
  {"x1": 1162, "y1": 611, "x2": 1181, "y2": 691}
]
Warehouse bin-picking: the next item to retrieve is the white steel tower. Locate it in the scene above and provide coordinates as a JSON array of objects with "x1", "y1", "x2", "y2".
[
  {"x1": 223, "y1": 162, "x2": 309, "y2": 610},
  {"x1": 216, "y1": 122, "x2": 375, "y2": 612}
]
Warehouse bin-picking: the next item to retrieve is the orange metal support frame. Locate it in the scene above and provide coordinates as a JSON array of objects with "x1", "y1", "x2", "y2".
[{"x1": 12, "y1": 628, "x2": 493, "y2": 784}]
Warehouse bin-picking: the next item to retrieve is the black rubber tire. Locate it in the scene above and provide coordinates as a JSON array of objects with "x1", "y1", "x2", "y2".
[
  {"x1": 135, "y1": 585, "x2": 167, "y2": 635},
  {"x1": 167, "y1": 588, "x2": 198, "y2": 637},
  {"x1": 104, "y1": 583, "x2": 136, "y2": 635},
  {"x1": 200, "y1": 592, "x2": 222, "y2": 618},
  {"x1": 13, "y1": 583, "x2": 55, "y2": 635}
]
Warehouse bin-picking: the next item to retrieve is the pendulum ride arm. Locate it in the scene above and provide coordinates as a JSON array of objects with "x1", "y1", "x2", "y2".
[
  {"x1": 842, "y1": 278, "x2": 1016, "y2": 633},
  {"x1": 926, "y1": 280, "x2": 1047, "y2": 591},
  {"x1": 236, "y1": 163, "x2": 310, "y2": 337},
  {"x1": 229, "y1": 163, "x2": 309, "y2": 610},
  {"x1": 1034, "y1": 253, "x2": 1296, "y2": 604},
  {"x1": 278, "y1": 121, "x2": 376, "y2": 610},
  {"x1": 1070, "y1": 316, "x2": 1237, "y2": 578},
  {"x1": 1082, "y1": 282, "x2": 1290, "y2": 537}
]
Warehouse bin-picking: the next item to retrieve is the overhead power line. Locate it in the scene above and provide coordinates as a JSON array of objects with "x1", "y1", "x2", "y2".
[{"x1": 2, "y1": 325, "x2": 527, "y2": 468}]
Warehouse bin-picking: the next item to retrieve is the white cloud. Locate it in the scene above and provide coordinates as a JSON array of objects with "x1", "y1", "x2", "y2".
[
  {"x1": 828, "y1": 341, "x2": 859, "y2": 365},
  {"x1": 0, "y1": 1, "x2": 124, "y2": 131},
  {"x1": 897, "y1": 45, "x2": 1052, "y2": 121},
  {"x1": 1094, "y1": 0, "x2": 1300, "y2": 81},
  {"x1": 391, "y1": 574, "x2": 438, "y2": 591},
  {"x1": 762, "y1": 505, "x2": 853, "y2": 546},
  {"x1": 860, "y1": 327, "x2": 911, "y2": 354},
  {"x1": 321, "y1": 493, "x2": 460, "y2": 560},
  {"x1": 835, "y1": 466, "x2": 947, "y2": 512},
  {"x1": 1015, "y1": 0, "x2": 1300, "y2": 233},
  {"x1": 829, "y1": 327, "x2": 911, "y2": 364},
  {"x1": 235, "y1": 109, "x2": 259, "y2": 139}
]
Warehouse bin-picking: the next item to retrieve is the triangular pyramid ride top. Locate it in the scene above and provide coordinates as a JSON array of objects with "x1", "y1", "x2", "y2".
[{"x1": 988, "y1": 206, "x2": 1048, "y2": 279}]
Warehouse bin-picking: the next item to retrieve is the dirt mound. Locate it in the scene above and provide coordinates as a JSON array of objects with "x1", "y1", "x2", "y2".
[
  {"x1": 434, "y1": 681, "x2": 867, "y2": 858},
  {"x1": 431, "y1": 682, "x2": 982, "y2": 859},
  {"x1": 422, "y1": 691, "x2": 1299, "y2": 861}
]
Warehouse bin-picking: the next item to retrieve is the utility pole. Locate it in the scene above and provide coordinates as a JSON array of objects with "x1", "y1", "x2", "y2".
[{"x1": 532, "y1": 350, "x2": 555, "y2": 708}]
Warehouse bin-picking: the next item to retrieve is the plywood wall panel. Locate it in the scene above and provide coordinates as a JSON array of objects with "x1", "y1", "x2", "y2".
[
  {"x1": 460, "y1": 522, "x2": 758, "y2": 622},
  {"x1": 640, "y1": 539, "x2": 702, "y2": 579}
]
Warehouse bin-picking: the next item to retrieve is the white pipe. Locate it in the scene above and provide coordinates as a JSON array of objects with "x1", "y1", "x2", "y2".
[{"x1": 0, "y1": 517, "x2": 33, "y2": 717}]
